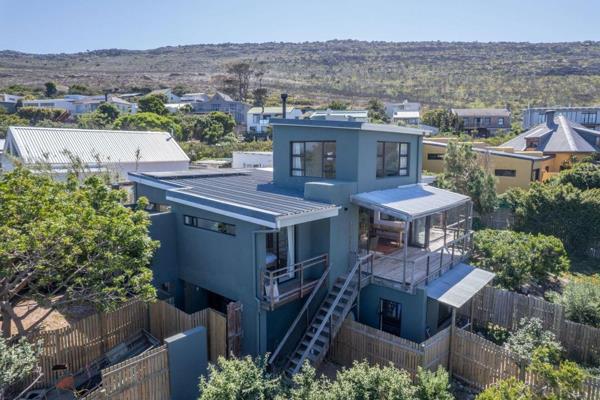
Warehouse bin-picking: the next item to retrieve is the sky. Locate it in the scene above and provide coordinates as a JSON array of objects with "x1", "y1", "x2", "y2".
[{"x1": 1, "y1": 0, "x2": 599, "y2": 54}]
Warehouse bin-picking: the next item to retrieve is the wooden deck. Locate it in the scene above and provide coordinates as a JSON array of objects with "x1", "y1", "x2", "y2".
[{"x1": 371, "y1": 232, "x2": 470, "y2": 289}]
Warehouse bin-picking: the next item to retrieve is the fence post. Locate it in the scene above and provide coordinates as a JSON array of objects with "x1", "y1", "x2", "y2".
[{"x1": 448, "y1": 308, "x2": 456, "y2": 376}]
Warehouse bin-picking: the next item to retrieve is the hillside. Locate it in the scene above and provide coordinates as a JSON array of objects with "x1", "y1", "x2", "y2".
[{"x1": 1, "y1": 40, "x2": 600, "y2": 111}]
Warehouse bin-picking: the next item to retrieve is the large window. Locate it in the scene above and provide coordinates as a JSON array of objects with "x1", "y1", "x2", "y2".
[
  {"x1": 494, "y1": 169, "x2": 517, "y2": 177},
  {"x1": 498, "y1": 117, "x2": 505, "y2": 126},
  {"x1": 377, "y1": 142, "x2": 409, "y2": 178},
  {"x1": 291, "y1": 141, "x2": 336, "y2": 178},
  {"x1": 183, "y1": 215, "x2": 236, "y2": 236},
  {"x1": 482, "y1": 117, "x2": 491, "y2": 126}
]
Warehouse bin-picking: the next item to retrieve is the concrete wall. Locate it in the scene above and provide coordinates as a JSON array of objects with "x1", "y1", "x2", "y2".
[
  {"x1": 358, "y1": 284, "x2": 428, "y2": 343},
  {"x1": 165, "y1": 326, "x2": 208, "y2": 400},
  {"x1": 148, "y1": 212, "x2": 183, "y2": 304}
]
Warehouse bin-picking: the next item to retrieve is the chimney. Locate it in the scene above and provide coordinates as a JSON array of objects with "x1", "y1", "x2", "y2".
[
  {"x1": 545, "y1": 110, "x2": 556, "y2": 127},
  {"x1": 281, "y1": 93, "x2": 288, "y2": 119}
]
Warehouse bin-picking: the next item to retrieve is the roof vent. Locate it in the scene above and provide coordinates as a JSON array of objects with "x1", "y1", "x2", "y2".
[{"x1": 545, "y1": 110, "x2": 556, "y2": 128}]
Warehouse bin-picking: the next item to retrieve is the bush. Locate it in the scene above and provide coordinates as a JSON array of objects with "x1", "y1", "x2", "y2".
[
  {"x1": 416, "y1": 366, "x2": 453, "y2": 400},
  {"x1": 181, "y1": 141, "x2": 272, "y2": 161},
  {"x1": 199, "y1": 355, "x2": 280, "y2": 400},
  {"x1": 553, "y1": 278, "x2": 600, "y2": 328},
  {"x1": 504, "y1": 318, "x2": 562, "y2": 362},
  {"x1": 473, "y1": 230, "x2": 569, "y2": 291},
  {"x1": 138, "y1": 94, "x2": 169, "y2": 115},
  {"x1": 554, "y1": 163, "x2": 600, "y2": 190},
  {"x1": 528, "y1": 346, "x2": 587, "y2": 399},
  {"x1": 0, "y1": 337, "x2": 40, "y2": 398},
  {"x1": 476, "y1": 377, "x2": 533, "y2": 400},
  {"x1": 511, "y1": 183, "x2": 600, "y2": 255},
  {"x1": 17, "y1": 106, "x2": 67, "y2": 123},
  {"x1": 113, "y1": 112, "x2": 182, "y2": 138}
]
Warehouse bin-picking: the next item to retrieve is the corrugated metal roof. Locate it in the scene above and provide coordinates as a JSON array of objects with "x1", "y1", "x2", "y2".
[
  {"x1": 502, "y1": 115, "x2": 600, "y2": 153},
  {"x1": 248, "y1": 106, "x2": 295, "y2": 114},
  {"x1": 7, "y1": 126, "x2": 190, "y2": 165},
  {"x1": 426, "y1": 263, "x2": 495, "y2": 308},
  {"x1": 350, "y1": 183, "x2": 470, "y2": 221},
  {"x1": 423, "y1": 140, "x2": 552, "y2": 161},
  {"x1": 131, "y1": 169, "x2": 339, "y2": 228},
  {"x1": 452, "y1": 108, "x2": 511, "y2": 117}
]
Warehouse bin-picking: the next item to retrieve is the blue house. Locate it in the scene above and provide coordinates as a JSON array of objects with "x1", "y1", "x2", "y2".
[{"x1": 130, "y1": 119, "x2": 494, "y2": 375}]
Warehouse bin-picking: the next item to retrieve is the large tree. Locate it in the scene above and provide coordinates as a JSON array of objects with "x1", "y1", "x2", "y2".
[
  {"x1": 44, "y1": 81, "x2": 57, "y2": 98},
  {"x1": 113, "y1": 112, "x2": 182, "y2": 138},
  {"x1": 220, "y1": 62, "x2": 253, "y2": 102},
  {"x1": 138, "y1": 94, "x2": 169, "y2": 115},
  {"x1": 367, "y1": 99, "x2": 389, "y2": 123},
  {"x1": 421, "y1": 109, "x2": 461, "y2": 132},
  {"x1": 435, "y1": 141, "x2": 497, "y2": 214},
  {"x1": 0, "y1": 168, "x2": 158, "y2": 338}
]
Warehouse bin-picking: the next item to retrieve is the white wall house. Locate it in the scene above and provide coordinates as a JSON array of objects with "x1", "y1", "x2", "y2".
[
  {"x1": 2, "y1": 126, "x2": 190, "y2": 181},
  {"x1": 232, "y1": 151, "x2": 273, "y2": 169},
  {"x1": 385, "y1": 100, "x2": 421, "y2": 119},
  {"x1": 149, "y1": 88, "x2": 181, "y2": 103},
  {"x1": 246, "y1": 106, "x2": 303, "y2": 134},
  {"x1": 22, "y1": 95, "x2": 136, "y2": 116}
]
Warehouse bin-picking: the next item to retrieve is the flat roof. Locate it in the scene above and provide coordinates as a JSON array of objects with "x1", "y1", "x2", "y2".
[
  {"x1": 270, "y1": 118, "x2": 426, "y2": 136},
  {"x1": 423, "y1": 140, "x2": 553, "y2": 161},
  {"x1": 130, "y1": 169, "x2": 339, "y2": 228},
  {"x1": 350, "y1": 183, "x2": 470, "y2": 221},
  {"x1": 426, "y1": 263, "x2": 495, "y2": 308}
]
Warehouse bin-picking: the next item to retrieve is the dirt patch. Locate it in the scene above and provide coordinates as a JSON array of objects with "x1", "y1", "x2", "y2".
[{"x1": 9, "y1": 299, "x2": 96, "y2": 336}]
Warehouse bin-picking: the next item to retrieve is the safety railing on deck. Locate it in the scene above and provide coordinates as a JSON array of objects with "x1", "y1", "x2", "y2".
[{"x1": 260, "y1": 253, "x2": 329, "y2": 310}]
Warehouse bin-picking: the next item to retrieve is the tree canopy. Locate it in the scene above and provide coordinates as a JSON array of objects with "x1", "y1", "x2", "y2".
[
  {"x1": 553, "y1": 162, "x2": 600, "y2": 190},
  {"x1": 473, "y1": 230, "x2": 569, "y2": 291},
  {"x1": 44, "y1": 81, "x2": 57, "y2": 98},
  {"x1": 421, "y1": 109, "x2": 460, "y2": 132},
  {"x1": 113, "y1": 112, "x2": 182, "y2": 137},
  {"x1": 435, "y1": 141, "x2": 497, "y2": 214},
  {"x1": 367, "y1": 99, "x2": 389, "y2": 123},
  {"x1": 138, "y1": 94, "x2": 169, "y2": 115},
  {"x1": 0, "y1": 168, "x2": 157, "y2": 338}
]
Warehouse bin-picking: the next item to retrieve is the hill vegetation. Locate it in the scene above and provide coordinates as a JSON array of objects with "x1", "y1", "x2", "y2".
[{"x1": 1, "y1": 41, "x2": 600, "y2": 114}]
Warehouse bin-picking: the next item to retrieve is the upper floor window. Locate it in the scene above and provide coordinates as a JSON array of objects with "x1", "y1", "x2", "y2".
[
  {"x1": 291, "y1": 141, "x2": 336, "y2": 178},
  {"x1": 427, "y1": 153, "x2": 444, "y2": 160},
  {"x1": 498, "y1": 117, "x2": 504, "y2": 126},
  {"x1": 482, "y1": 117, "x2": 491, "y2": 126},
  {"x1": 462, "y1": 117, "x2": 470, "y2": 126},
  {"x1": 184, "y1": 215, "x2": 236, "y2": 236},
  {"x1": 377, "y1": 142, "x2": 409, "y2": 178},
  {"x1": 582, "y1": 112, "x2": 597, "y2": 125}
]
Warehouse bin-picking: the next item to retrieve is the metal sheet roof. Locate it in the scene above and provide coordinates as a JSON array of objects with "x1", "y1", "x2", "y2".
[
  {"x1": 393, "y1": 111, "x2": 420, "y2": 119},
  {"x1": 248, "y1": 106, "x2": 295, "y2": 114},
  {"x1": 7, "y1": 126, "x2": 190, "y2": 166},
  {"x1": 131, "y1": 169, "x2": 339, "y2": 228},
  {"x1": 350, "y1": 183, "x2": 470, "y2": 221},
  {"x1": 423, "y1": 140, "x2": 552, "y2": 161},
  {"x1": 426, "y1": 263, "x2": 495, "y2": 309},
  {"x1": 502, "y1": 115, "x2": 600, "y2": 153}
]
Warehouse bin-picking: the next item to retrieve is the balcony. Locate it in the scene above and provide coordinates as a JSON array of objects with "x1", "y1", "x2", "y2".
[{"x1": 259, "y1": 253, "x2": 329, "y2": 310}]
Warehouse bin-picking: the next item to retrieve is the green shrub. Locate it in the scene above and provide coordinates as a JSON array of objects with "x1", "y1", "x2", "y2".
[
  {"x1": 554, "y1": 278, "x2": 600, "y2": 328},
  {"x1": 554, "y1": 163, "x2": 600, "y2": 190},
  {"x1": 473, "y1": 230, "x2": 569, "y2": 291},
  {"x1": 476, "y1": 377, "x2": 533, "y2": 400},
  {"x1": 113, "y1": 112, "x2": 182, "y2": 138},
  {"x1": 17, "y1": 106, "x2": 67, "y2": 123},
  {"x1": 482, "y1": 322, "x2": 510, "y2": 345},
  {"x1": 416, "y1": 366, "x2": 453, "y2": 400},
  {"x1": 181, "y1": 141, "x2": 273, "y2": 161},
  {"x1": 504, "y1": 318, "x2": 562, "y2": 362}
]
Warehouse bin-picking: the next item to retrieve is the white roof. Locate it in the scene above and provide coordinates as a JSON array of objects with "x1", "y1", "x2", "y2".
[
  {"x1": 426, "y1": 263, "x2": 495, "y2": 308},
  {"x1": 350, "y1": 183, "x2": 470, "y2": 221},
  {"x1": 393, "y1": 111, "x2": 420, "y2": 119},
  {"x1": 6, "y1": 126, "x2": 190, "y2": 166}
]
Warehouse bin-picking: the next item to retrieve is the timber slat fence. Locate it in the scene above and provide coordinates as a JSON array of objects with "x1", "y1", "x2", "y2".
[
  {"x1": 328, "y1": 319, "x2": 450, "y2": 378},
  {"x1": 21, "y1": 300, "x2": 226, "y2": 391},
  {"x1": 458, "y1": 285, "x2": 600, "y2": 364}
]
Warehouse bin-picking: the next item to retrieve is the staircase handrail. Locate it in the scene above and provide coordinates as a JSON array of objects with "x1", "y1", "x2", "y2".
[
  {"x1": 268, "y1": 265, "x2": 330, "y2": 367},
  {"x1": 292, "y1": 254, "x2": 372, "y2": 374}
]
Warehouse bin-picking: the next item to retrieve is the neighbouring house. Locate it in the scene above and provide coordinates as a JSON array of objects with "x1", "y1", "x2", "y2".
[
  {"x1": 191, "y1": 92, "x2": 251, "y2": 125},
  {"x1": 522, "y1": 106, "x2": 600, "y2": 130},
  {"x1": 385, "y1": 100, "x2": 421, "y2": 121},
  {"x1": 392, "y1": 110, "x2": 420, "y2": 125},
  {"x1": 501, "y1": 110, "x2": 600, "y2": 176},
  {"x1": 0, "y1": 93, "x2": 22, "y2": 113},
  {"x1": 149, "y1": 88, "x2": 181, "y2": 103},
  {"x1": 165, "y1": 103, "x2": 193, "y2": 113},
  {"x1": 232, "y1": 151, "x2": 273, "y2": 169},
  {"x1": 452, "y1": 108, "x2": 511, "y2": 136},
  {"x1": 422, "y1": 139, "x2": 553, "y2": 193},
  {"x1": 21, "y1": 94, "x2": 136, "y2": 116},
  {"x1": 131, "y1": 118, "x2": 494, "y2": 376},
  {"x1": 180, "y1": 92, "x2": 210, "y2": 103},
  {"x1": 2, "y1": 126, "x2": 189, "y2": 182},
  {"x1": 246, "y1": 106, "x2": 303, "y2": 136},
  {"x1": 309, "y1": 109, "x2": 369, "y2": 122}
]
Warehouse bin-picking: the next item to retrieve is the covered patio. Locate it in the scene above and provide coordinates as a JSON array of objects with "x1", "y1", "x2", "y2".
[{"x1": 351, "y1": 183, "x2": 474, "y2": 292}]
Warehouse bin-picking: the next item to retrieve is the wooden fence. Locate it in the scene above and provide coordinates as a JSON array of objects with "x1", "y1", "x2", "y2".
[
  {"x1": 85, "y1": 345, "x2": 170, "y2": 400},
  {"x1": 458, "y1": 285, "x2": 600, "y2": 364},
  {"x1": 452, "y1": 328, "x2": 600, "y2": 399},
  {"x1": 328, "y1": 319, "x2": 450, "y2": 379},
  {"x1": 21, "y1": 300, "x2": 226, "y2": 390}
]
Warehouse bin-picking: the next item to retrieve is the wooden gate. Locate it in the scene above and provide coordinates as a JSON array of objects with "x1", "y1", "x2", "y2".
[{"x1": 227, "y1": 301, "x2": 243, "y2": 357}]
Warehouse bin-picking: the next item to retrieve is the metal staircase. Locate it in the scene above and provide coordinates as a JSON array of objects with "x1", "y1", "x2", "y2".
[{"x1": 269, "y1": 254, "x2": 373, "y2": 377}]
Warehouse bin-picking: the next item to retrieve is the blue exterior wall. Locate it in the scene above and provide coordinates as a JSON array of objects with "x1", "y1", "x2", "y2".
[
  {"x1": 358, "y1": 284, "x2": 428, "y2": 343},
  {"x1": 148, "y1": 212, "x2": 183, "y2": 304},
  {"x1": 165, "y1": 326, "x2": 208, "y2": 400}
]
